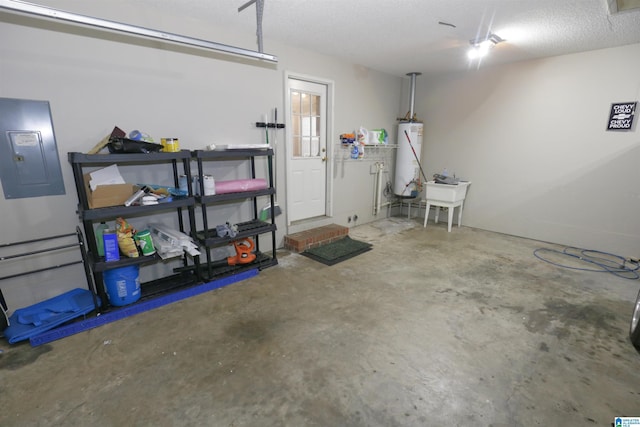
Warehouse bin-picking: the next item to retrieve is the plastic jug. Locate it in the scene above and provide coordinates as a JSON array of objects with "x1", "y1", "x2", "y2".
[
  {"x1": 351, "y1": 144, "x2": 359, "y2": 159},
  {"x1": 95, "y1": 222, "x2": 108, "y2": 257}
]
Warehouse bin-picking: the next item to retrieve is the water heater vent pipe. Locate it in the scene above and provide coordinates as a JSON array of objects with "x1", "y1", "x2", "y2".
[{"x1": 407, "y1": 72, "x2": 421, "y2": 122}]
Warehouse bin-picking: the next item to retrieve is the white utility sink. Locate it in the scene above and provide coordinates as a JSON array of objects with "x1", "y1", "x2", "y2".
[{"x1": 423, "y1": 181, "x2": 471, "y2": 232}]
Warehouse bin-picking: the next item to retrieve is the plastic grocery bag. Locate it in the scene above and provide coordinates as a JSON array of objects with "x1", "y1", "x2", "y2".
[{"x1": 116, "y1": 217, "x2": 139, "y2": 258}]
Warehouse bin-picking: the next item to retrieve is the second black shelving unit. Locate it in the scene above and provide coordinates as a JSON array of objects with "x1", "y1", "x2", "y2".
[{"x1": 192, "y1": 148, "x2": 278, "y2": 280}]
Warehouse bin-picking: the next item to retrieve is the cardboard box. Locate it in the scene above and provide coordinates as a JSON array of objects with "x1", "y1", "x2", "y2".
[{"x1": 83, "y1": 174, "x2": 137, "y2": 209}]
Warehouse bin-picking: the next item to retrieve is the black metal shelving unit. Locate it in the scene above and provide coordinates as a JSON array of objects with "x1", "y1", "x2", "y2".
[
  {"x1": 192, "y1": 148, "x2": 278, "y2": 280},
  {"x1": 68, "y1": 150, "x2": 200, "y2": 311}
]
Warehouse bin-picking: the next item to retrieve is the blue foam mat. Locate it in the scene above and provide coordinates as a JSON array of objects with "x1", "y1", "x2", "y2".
[{"x1": 4, "y1": 288, "x2": 99, "y2": 344}]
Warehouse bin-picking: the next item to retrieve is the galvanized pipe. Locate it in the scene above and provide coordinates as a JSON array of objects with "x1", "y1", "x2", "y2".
[
  {"x1": 0, "y1": 261, "x2": 83, "y2": 282},
  {"x1": 0, "y1": 0, "x2": 278, "y2": 63},
  {"x1": 0, "y1": 243, "x2": 79, "y2": 262},
  {"x1": 406, "y1": 72, "x2": 421, "y2": 122},
  {"x1": 0, "y1": 232, "x2": 75, "y2": 248}
]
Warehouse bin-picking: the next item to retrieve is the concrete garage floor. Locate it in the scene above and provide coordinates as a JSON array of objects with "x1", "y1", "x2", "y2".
[{"x1": 1, "y1": 217, "x2": 639, "y2": 426}]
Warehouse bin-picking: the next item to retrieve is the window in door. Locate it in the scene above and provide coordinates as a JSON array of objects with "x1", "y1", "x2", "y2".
[{"x1": 291, "y1": 91, "x2": 321, "y2": 158}]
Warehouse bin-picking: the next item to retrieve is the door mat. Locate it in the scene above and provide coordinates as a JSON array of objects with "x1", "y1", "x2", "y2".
[{"x1": 301, "y1": 236, "x2": 372, "y2": 266}]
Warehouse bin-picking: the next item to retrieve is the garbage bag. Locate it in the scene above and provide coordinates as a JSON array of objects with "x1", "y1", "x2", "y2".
[{"x1": 108, "y1": 137, "x2": 163, "y2": 154}]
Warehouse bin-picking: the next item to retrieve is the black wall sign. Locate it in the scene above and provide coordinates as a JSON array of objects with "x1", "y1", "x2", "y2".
[{"x1": 607, "y1": 102, "x2": 637, "y2": 131}]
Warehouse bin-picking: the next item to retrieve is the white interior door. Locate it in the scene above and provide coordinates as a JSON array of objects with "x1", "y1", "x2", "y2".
[{"x1": 286, "y1": 78, "x2": 328, "y2": 222}]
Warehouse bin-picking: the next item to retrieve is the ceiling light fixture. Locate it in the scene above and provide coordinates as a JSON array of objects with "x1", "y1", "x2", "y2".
[{"x1": 468, "y1": 33, "x2": 504, "y2": 60}]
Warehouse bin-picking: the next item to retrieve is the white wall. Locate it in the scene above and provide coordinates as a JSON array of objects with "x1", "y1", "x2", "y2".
[
  {"x1": 0, "y1": 3, "x2": 402, "y2": 309},
  {"x1": 417, "y1": 43, "x2": 640, "y2": 256}
]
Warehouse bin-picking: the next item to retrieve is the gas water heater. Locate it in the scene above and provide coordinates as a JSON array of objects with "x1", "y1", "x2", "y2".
[{"x1": 393, "y1": 72, "x2": 423, "y2": 198}]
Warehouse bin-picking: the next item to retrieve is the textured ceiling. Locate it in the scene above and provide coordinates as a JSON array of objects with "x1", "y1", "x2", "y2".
[{"x1": 13, "y1": 0, "x2": 640, "y2": 76}]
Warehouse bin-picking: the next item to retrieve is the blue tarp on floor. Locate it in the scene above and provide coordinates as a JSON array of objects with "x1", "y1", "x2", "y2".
[{"x1": 3, "y1": 288, "x2": 98, "y2": 344}]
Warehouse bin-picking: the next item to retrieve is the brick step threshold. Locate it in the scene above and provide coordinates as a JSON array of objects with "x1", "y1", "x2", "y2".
[{"x1": 284, "y1": 224, "x2": 349, "y2": 253}]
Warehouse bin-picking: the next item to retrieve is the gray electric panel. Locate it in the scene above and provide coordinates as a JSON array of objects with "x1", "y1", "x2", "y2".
[{"x1": 0, "y1": 98, "x2": 65, "y2": 199}]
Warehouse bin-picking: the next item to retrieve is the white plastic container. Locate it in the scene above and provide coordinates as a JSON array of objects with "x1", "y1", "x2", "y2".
[{"x1": 203, "y1": 175, "x2": 215, "y2": 195}]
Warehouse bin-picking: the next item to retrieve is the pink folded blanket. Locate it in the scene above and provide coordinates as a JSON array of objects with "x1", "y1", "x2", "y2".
[{"x1": 215, "y1": 178, "x2": 268, "y2": 194}]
